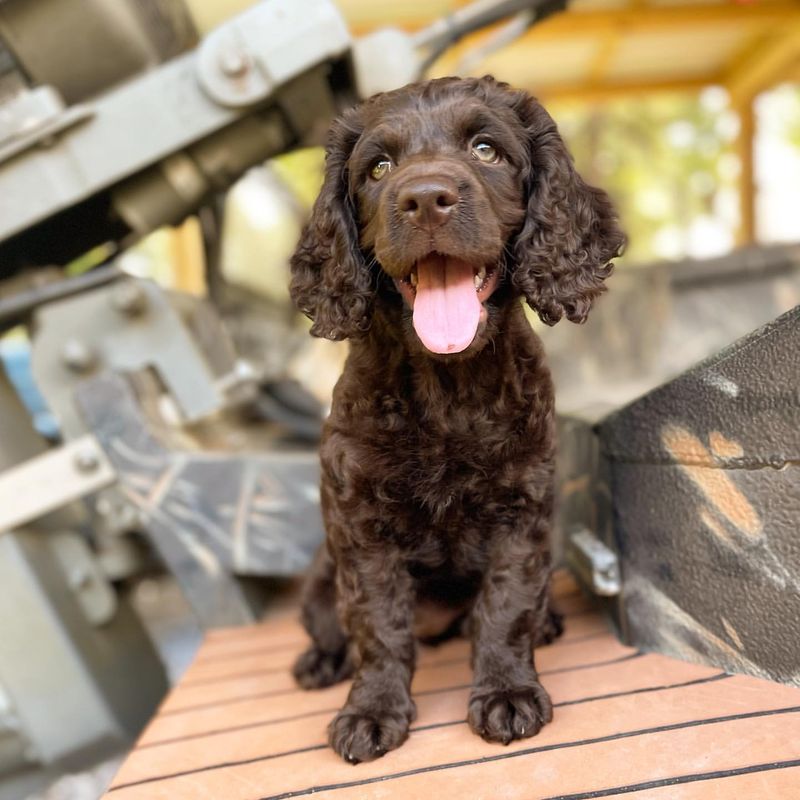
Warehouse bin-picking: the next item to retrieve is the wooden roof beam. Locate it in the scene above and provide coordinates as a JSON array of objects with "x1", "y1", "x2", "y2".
[
  {"x1": 537, "y1": 75, "x2": 713, "y2": 104},
  {"x1": 588, "y1": 30, "x2": 619, "y2": 85},
  {"x1": 345, "y1": 1, "x2": 800, "y2": 37},
  {"x1": 531, "y1": 1, "x2": 800, "y2": 38},
  {"x1": 725, "y1": 23, "x2": 800, "y2": 104}
]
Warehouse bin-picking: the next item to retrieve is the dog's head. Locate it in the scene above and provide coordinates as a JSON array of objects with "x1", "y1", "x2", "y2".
[{"x1": 290, "y1": 76, "x2": 625, "y2": 356}]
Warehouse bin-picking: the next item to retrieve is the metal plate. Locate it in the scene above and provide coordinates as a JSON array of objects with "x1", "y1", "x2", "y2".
[
  {"x1": 77, "y1": 372, "x2": 324, "y2": 626},
  {"x1": 600, "y1": 305, "x2": 800, "y2": 686},
  {"x1": 0, "y1": 435, "x2": 115, "y2": 534}
]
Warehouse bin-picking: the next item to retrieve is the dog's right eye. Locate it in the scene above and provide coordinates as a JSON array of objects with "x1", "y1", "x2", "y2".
[
  {"x1": 370, "y1": 158, "x2": 392, "y2": 181},
  {"x1": 472, "y1": 141, "x2": 499, "y2": 163}
]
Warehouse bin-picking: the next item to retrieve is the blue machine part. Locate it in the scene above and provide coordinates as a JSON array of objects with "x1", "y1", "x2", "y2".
[{"x1": 0, "y1": 337, "x2": 59, "y2": 439}]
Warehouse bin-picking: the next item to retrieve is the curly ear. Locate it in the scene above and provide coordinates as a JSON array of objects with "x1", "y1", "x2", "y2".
[
  {"x1": 289, "y1": 107, "x2": 374, "y2": 340},
  {"x1": 510, "y1": 94, "x2": 625, "y2": 325}
]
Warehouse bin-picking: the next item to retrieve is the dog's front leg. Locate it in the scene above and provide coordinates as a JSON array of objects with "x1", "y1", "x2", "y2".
[
  {"x1": 468, "y1": 526, "x2": 553, "y2": 745},
  {"x1": 328, "y1": 546, "x2": 417, "y2": 764}
]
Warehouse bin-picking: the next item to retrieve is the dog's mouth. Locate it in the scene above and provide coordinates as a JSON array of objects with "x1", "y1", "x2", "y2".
[{"x1": 393, "y1": 254, "x2": 500, "y2": 355}]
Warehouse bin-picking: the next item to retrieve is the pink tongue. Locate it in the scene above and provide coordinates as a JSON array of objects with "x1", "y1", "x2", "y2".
[{"x1": 412, "y1": 256, "x2": 480, "y2": 354}]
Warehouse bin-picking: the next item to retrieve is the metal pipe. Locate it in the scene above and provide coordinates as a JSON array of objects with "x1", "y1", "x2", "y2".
[
  {"x1": 0, "y1": 264, "x2": 121, "y2": 328},
  {"x1": 412, "y1": 0, "x2": 567, "y2": 73}
]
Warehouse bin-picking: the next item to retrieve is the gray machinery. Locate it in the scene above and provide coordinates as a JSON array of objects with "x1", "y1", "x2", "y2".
[{"x1": 0, "y1": 0, "x2": 564, "y2": 790}]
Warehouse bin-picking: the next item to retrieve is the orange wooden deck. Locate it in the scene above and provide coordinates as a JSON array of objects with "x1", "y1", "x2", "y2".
[{"x1": 103, "y1": 573, "x2": 800, "y2": 799}]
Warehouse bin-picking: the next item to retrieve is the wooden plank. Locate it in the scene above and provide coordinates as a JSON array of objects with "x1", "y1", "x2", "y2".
[
  {"x1": 298, "y1": 715, "x2": 800, "y2": 800},
  {"x1": 109, "y1": 671, "x2": 748, "y2": 790},
  {"x1": 726, "y1": 22, "x2": 800, "y2": 104},
  {"x1": 624, "y1": 767, "x2": 800, "y2": 799},
  {"x1": 537, "y1": 76, "x2": 710, "y2": 103},
  {"x1": 107, "y1": 685, "x2": 800, "y2": 798},
  {"x1": 101, "y1": 572, "x2": 800, "y2": 799},
  {"x1": 159, "y1": 635, "x2": 635, "y2": 713},
  {"x1": 179, "y1": 623, "x2": 611, "y2": 686}
]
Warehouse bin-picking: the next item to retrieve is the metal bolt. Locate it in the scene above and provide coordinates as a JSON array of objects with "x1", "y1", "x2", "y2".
[
  {"x1": 74, "y1": 447, "x2": 100, "y2": 473},
  {"x1": 219, "y1": 48, "x2": 250, "y2": 77},
  {"x1": 111, "y1": 281, "x2": 147, "y2": 316},
  {"x1": 68, "y1": 567, "x2": 92, "y2": 591},
  {"x1": 61, "y1": 338, "x2": 97, "y2": 373}
]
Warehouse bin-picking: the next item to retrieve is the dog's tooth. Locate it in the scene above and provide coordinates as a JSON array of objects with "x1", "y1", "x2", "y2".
[
  {"x1": 474, "y1": 274, "x2": 482, "y2": 289},
  {"x1": 410, "y1": 271, "x2": 418, "y2": 287},
  {"x1": 478, "y1": 266, "x2": 487, "y2": 280}
]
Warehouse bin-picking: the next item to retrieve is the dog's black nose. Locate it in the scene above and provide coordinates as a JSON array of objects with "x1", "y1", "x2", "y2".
[{"x1": 398, "y1": 178, "x2": 458, "y2": 230}]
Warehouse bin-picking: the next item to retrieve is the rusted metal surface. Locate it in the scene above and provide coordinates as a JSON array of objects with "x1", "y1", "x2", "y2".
[
  {"x1": 596, "y1": 305, "x2": 800, "y2": 686},
  {"x1": 76, "y1": 372, "x2": 324, "y2": 627}
]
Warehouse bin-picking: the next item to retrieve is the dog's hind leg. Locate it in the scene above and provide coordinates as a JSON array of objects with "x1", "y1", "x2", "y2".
[
  {"x1": 532, "y1": 580, "x2": 564, "y2": 647},
  {"x1": 292, "y1": 544, "x2": 353, "y2": 689}
]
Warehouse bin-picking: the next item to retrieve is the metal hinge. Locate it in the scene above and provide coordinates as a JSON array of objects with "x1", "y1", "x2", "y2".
[{"x1": 567, "y1": 527, "x2": 621, "y2": 597}]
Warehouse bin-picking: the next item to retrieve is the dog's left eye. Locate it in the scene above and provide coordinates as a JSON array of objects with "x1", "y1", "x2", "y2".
[
  {"x1": 370, "y1": 158, "x2": 392, "y2": 181},
  {"x1": 471, "y1": 141, "x2": 499, "y2": 163}
]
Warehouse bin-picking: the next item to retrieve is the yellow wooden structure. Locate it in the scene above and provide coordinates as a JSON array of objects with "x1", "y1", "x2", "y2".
[{"x1": 335, "y1": 0, "x2": 800, "y2": 245}]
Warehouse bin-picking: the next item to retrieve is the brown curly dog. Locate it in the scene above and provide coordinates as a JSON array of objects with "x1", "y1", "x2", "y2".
[{"x1": 289, "y1": 75, "x2": 625, "y2": 764}]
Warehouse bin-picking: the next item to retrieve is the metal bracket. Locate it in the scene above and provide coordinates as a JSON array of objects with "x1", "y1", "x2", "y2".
[
  {"x1": 0, "y1": 0, "x2": 350, "y2": 243},
  {"x1": 31, "y1": 278, "x2": 233, "y2": 435},
  {"x1": 195, "y1": 0, "x2": 350, "y2": 108},
  {"x1": 0, "y1": 435, "x2": 115, "y2": 534},
  {"x1": 0, "y1": 86, "x2": 94, "y2": 166},
  {"x1": 76, "y1": 372, "x2": 324, "y2": 627},
  {"x1": 567, "y1": 527, "x2": 621, "y2": 597}
]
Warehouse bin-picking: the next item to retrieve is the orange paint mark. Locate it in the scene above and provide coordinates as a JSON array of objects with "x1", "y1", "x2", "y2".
[
  {"x1": 709, "y1": 431, "x2": 745, "y2": 460},
  {"x1": 699, "y1": 508, "x2": 733, "y2": 546},
  {"x1": 721, "y1": 616, "x2": 744, "y2": 650},
  {"x1": 661, "y1": 427, "x2": 713, "y2": 465},
  {"x1": 662, "y1": 426, "x2": 763, "y2": 539}
]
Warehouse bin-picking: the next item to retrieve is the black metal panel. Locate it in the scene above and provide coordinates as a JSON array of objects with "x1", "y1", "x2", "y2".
[
  {"x1": 598, "y1": 306, "x2": 800, "y2": 686},
  {"x1": 76, "y1": 372, "x2": 325, "y2": 626}
]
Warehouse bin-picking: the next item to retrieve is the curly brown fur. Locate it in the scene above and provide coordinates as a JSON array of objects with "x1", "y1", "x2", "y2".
[{"x1": 290, "y1": 76, "x2": 624, "y2": 764}]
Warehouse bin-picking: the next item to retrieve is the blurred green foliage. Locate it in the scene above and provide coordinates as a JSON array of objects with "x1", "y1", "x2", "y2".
[{"x1": 553, "y1": 90, "x2": 740, "y2": 264}]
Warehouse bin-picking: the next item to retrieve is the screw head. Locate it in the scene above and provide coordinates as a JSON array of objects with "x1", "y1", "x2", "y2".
[
  {"x1": 111, "y1": 281, "x2": 147, "y2": 316},
  {"x1": 219, "y1": 48, "x2": 250, "y2": 77},
  {"x1": 61, "y1": 339, "x2": 97, "y2": 373},
  {"x1": 74, "y1": 448, "x2": 100, "y2": 473},
  {"x1": 68, "y1": 567, "x2": 92, "y2": 590}
]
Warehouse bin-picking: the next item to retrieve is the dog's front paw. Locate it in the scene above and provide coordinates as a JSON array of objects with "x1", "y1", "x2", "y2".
[
  {"x1": 329, "y1": 704, "x2": 414, "y2": 764},
  {"x1": 468, "y1": 682, "x2": 553, "y2": 745},
  {"x1": 292, "y1": 646, "x2": 352, "y2": 689}
]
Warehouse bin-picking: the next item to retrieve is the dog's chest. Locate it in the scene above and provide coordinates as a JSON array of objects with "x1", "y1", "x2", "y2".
[
  {"x1": 401, "y1": 405, "x2": 520, "y2": 485},
  {"x1": 349, "y1": 386, "x2": 544, "y2": 521},
  {"x1": 322, "y1": 330, "x2": 554, "y2": 553}
]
